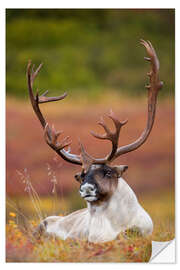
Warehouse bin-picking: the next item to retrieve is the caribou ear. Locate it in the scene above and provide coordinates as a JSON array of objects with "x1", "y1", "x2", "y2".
[
  {"x1": 114, "y1": 165, "x2": 128, "y2": 177},
  {"x1": 74, "y1": 172, "x2": 82, "y2": 183}
]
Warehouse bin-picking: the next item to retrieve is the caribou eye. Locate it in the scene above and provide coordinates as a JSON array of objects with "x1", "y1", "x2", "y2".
[{"x1": 105, "y1": 170, "x2": 112, "y2": 177}]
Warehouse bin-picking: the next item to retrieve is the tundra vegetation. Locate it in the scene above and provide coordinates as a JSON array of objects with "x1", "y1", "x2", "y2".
[{"x1": 6, "y1": 177, "x2": 174, "y2": 262}]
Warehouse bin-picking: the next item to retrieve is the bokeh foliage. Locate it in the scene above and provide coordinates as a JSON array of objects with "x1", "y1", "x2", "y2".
[{"x1": 6, "y1": 9, "x2": 175, "y2": 99}]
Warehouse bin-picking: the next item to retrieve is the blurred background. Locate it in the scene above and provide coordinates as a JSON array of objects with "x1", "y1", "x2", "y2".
[{"x1": 6, "y1": 9, "x2": 174, "y2": 240}]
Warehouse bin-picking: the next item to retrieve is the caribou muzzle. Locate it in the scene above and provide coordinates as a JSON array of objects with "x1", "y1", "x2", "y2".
[{"x1": 79, "y1": 182, "x2": 99, "y2": 202}]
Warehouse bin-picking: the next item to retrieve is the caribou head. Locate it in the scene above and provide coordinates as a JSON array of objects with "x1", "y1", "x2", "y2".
[
  {"x1": 76, "y1": 164, "x2": 128, "y2": 203},
  {"x1": 27, "y1": 40, "x2": 163, "y2": 242}
]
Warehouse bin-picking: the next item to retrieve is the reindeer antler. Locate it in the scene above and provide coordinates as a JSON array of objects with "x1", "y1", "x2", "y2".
[
  {"x1": 27, "y1": 40, "x2": 163, "y2": 168},
  {"x1": 89, "y1": 39, "x2": 163, "y2": 163},
  {"x1": 27, "y1": 60, "x2": 82, "y2": 165}
]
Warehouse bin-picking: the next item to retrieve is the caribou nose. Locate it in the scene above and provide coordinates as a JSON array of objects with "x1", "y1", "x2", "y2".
[{"x1": 80, "y1": 183, "x2": 95, "y2": 193}]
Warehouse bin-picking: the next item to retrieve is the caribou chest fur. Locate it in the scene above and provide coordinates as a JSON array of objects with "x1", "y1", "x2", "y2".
[{"x1": 39, "y1": 165, "x2": 153, "y2": 243}]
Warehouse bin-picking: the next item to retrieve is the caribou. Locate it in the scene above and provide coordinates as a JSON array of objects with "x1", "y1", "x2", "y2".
[{"x1": 27, "y1": 40, "x2": 163, "y2": 243}]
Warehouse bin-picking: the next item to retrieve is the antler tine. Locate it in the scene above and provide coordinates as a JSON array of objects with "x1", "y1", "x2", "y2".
[
  {"x1": 44, "y1": 123, "x2": 72, "y2": 151},
  {"x1": 140, "y1": 39, "x2": 162, "y2": 90},
  {"x1": 31, "y1": 62, "x2": 43, "y2": 85},
  {"x1": 90, "y1": 111, "x2": 128, "y2": 162},
  {"x1": 27, "y1": 60, "x2": 46, "y2": 128},
  {"x1": 90, "y1": 116, "x2": 110, "y2": 140},
  {"x1": 107, "y1": 111, "x2": 128, "y2": 161},
  {"x1": 98, "y1": 116, "x2": 112, "y2": 137},
  {"x1": 141, "y1": 40, "x2": 159, "y2": 65},
  {"x1": 37, "y1": 91, "x2": 68, "y2": 104},
  {"x1": 108, "y1": 110, "x2": 128, "y2": 130}
]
